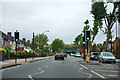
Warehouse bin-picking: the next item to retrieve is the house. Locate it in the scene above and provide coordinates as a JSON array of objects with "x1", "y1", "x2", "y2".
[
  {"x1": 0, "y1": 31, "x2": 9, "y2": 48},
  {"x1": 18, "y1": 38, "x2": 31, "y2": 52},
  {"x1": 0, "y1": 31, "x2": 31, "y2": 52}
]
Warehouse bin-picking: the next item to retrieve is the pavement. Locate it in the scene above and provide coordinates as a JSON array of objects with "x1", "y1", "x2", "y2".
[
  {"x1": 0, "y1": 56, "x2": 54, "y2": 69},
  {"x1": 1, "y1": 56, "x2": 120, "y2": 80}
]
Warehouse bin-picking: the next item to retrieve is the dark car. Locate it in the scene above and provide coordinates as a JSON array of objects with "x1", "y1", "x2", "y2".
[
  {"x1": 63, "y1": 53, "x2": 67, "y2": 58},
  {"x1": 55, "y1": 53, "x2": 64, "y2": 60},
  {"x1": 90, "y1": 52, "x2": 99, "y2": 60}
]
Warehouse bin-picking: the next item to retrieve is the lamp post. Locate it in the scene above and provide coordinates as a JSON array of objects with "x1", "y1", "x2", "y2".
[{"x1": 33, "y1": 30, "x2": 49, "y2": 59}]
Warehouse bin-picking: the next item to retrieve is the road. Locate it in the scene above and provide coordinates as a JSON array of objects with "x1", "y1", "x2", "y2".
[{"x1": 2, "y1": 56, "x2": 120, "y2": 80}]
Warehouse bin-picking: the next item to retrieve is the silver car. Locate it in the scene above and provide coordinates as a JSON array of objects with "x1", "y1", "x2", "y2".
[{"x1": 99, "y1": 52, "x2": 116, "y2": 64}]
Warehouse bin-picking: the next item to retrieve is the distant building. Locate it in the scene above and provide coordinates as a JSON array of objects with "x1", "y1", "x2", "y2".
[{"x1": 113, "y1": 37, "x2": 120, "y2": 58}]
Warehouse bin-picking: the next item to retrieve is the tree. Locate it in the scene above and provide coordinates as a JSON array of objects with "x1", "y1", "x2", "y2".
[
  {"x1": 51, "y1": 38, "x2": 65, "y2": 52},
  {"x1": 91, "y1": 2, "x2": 118, "y2": 51},
  {"x1": 116, "y1": 2, "x2": 120, "y2": 23},
  {"x1": 31, "y1": 33, "x2": 49, "y2": 50},
  {"x1": 91, "y1": 20, "x2": 103, "y2": 43}
]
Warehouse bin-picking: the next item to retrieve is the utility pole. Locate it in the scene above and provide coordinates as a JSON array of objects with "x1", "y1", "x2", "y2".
[{"x1": 33, "y1": 32, "x2": 34, "y2": 60}]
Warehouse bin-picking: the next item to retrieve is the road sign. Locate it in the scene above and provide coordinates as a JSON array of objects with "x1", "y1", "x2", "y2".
[
  {"x1": 86, "y1": 55, "x2": 89, "y2": 57},
  {"x1": 10, "y1": 37, "x2": 14, "y2": 39}
]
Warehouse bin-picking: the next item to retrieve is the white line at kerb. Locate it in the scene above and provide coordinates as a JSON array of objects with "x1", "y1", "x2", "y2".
[
  {"x1": 28, "y1": 75, "x2": 34, "y2": 80},
  {"x1": 91, "y1": 70, "x2": 105, "y2": 79},
  {"x1": 80, "y1": 64, "x2": 88, "y2": 69}
]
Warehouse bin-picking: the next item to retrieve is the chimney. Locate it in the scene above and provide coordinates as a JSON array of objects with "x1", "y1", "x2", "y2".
[
  {"x1": 7, "y1": 32, "x2": 11, "y2": 36},
  {"x1": 22, "y1": 38, "x2": 26, "y2": 41},
  {"x1": 27, "y1": 40, "x2": 30, "y2": 43}
]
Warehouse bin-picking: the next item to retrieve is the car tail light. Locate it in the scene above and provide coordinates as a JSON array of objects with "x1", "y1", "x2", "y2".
[
  {"x1": 62, "y1": 55, "x2": 64, "y2": 56},
  {"x1": 55, "y1": 55, "x2": 57, "y2": 56}
]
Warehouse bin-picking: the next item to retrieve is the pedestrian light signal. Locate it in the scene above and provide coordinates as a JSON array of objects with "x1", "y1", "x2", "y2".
[
  {"x1": 83, "y1": 42, "x2": 85, "y2": 44},
  {"x1": 82, "y1": 36, "x2": 86, "y2": 45},
  {"x1": 87, "y1": 37, "x2": 89, "y2": 40}
]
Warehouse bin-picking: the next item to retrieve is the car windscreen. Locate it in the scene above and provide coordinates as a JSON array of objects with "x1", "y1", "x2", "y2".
[
  {"x1": 93, "y1": 53, "x2": 98, "y2": 55},
  {"x1": 76, "y1": 53, "x2": 80, "y2": 55},
  {"x1": 56, "y1": 53, "x2": 63, "y2": 55},
  {"x1": 103, "y1": 53, "x2": 114, "y2": 57}
]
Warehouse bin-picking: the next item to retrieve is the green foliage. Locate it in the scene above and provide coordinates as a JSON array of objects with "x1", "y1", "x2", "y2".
[
  {"x1": 82, "y1": 19, "x2": 90, "y2": 33},
  {"x1": 51, "y1": 38, "x2": 65, "y2": 52},
  {"x1": 91, "y1": 2, "x2": 118, "y2": 51},
  {"x1": 31, "y1": 33, "x2": 49, "y2": 50},
  {"x1": 74, "y1": 34, "x2": 82, "y2": 45},
  {"x1": 91, "y1": 2, "x2": 107, "y2": 21},
  {"x1": 116, "y1": 2, "x2": 120, "y2": 23}
]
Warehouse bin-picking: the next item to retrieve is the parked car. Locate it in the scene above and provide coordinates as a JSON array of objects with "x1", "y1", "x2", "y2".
[
  {"x1": 55, "y1": 53, "x2": 64, "y2": 60},
  {"x1": 90, "y1": 52, "x2": 99, "y2": 60},
  {"x1": 70, "y1": 53, "x2": 75, "y2": 56},
  {"x1": 99, "y1": 52, "x2": 116, "y2": 64},
  {"x1": 74, "y1": 53, "x2": 81, "y2": 57},
  {"x1": 63, "y1": 53, "x2": 67, "y2": 58}
]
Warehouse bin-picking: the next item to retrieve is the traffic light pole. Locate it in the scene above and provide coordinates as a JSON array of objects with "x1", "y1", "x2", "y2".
[
  {"x1": 87, "y1": 40, "x2": 88, "y2": 63},
  {"x1": 15, "y1": 42, "x2": 17, "y2": 63},
  {"x1": 83, "y1": 45, "x2": 85, "y2": 61}
]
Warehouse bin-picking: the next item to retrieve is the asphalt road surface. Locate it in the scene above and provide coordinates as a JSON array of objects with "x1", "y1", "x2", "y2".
[{"x1": 2, "y1": 56, "x2": 120, "y2": 80}]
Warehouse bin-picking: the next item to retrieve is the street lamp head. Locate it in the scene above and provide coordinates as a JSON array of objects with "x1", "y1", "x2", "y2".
[{"x1": 46, "y1": 30, "x2": 49, "y2": 32}]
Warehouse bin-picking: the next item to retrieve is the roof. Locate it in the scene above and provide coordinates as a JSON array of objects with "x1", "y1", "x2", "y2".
[{"x1": 0, "y1": 31, "x2": 9, "y2": 41}]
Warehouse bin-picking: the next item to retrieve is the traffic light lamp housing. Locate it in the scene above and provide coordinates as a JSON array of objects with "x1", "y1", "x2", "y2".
[
  {"x1": 85, "y1": 30, "x2": 90, "y2": 41},
  {"x1": 82, "y1": 36, "x2": 86, "y2": 45},
  {"x1": 15, "y1": 32, "x2": 19, "y2": 42}
]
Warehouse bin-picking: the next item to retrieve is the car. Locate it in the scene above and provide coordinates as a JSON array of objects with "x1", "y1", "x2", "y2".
[
  {"x1": 99, "y1": 52, "x2": 116, "y2": 64},
  {"x1": 90, "y1": 52, "x2": 99, "y2": 60},
  {"x1": 55, "y1": 53, "x2": 64, "y2": 60},
  {"x1": 70, "y1": 53, "x2": 75, "y2": 56},
  {"x1": 74, "y1": 53, "x2": 81, "y2": 57},
  {"x1": 63, "y1": 53, "x2": 67, "y2": 58}
]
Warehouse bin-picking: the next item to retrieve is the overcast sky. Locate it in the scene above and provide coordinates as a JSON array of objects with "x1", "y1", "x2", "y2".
[{"x1": 0, "y1": 0, "x2": 117, "y2": 44}]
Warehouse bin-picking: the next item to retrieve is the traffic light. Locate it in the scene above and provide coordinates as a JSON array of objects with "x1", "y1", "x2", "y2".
[
  {"x1": 82, "y1": 36, "x2": 86, "y2": 45},
  {"x1": 15, "y1": 32, "x2": 19, "y2": 42},
  {"x1": 85, "y1": 30, "x2": 90, "y2": 41}
]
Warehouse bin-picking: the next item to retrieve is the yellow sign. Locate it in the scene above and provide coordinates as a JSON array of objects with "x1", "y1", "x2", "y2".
[
  {"x1": 14, "y1": 43, "x2": 16, "y2": 55},
  {"x1": 86, "y1": 49, "x2": 90, "y2": 62}
]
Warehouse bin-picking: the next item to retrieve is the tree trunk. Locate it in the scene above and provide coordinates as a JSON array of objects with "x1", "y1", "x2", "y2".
[{"x1": 105, "y1": 27, "x2": 111, "y2": 51}]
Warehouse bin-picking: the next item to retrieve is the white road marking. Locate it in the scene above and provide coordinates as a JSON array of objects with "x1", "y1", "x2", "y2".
[
  {"x1": 28, "y1": 65, "x2": 48, "y2": 80},
  {"x1": 101, "y1": 64, "x2": 115, "y2": 69},
  {"x1": 91, "y1": 70, "x2": 105, "y2": 79},
  {"x1": 2, "y1": 65, "x2": 20, "y2": 72},
  {"x1": 80, "y1": 64, "x2": 88, "y2": 69},
  {"x1": 78, "y1": 68, "x2": 92, "y2": 79},
  {"x1": 96, "y1": 70, "x2": 118, "y2": 72},
  {"x1": 28, "y1": 75, "x2": 34, "y2": 80},
  {"x1": 108, "y1": 75, "x2": 118, "y2": 77}
]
